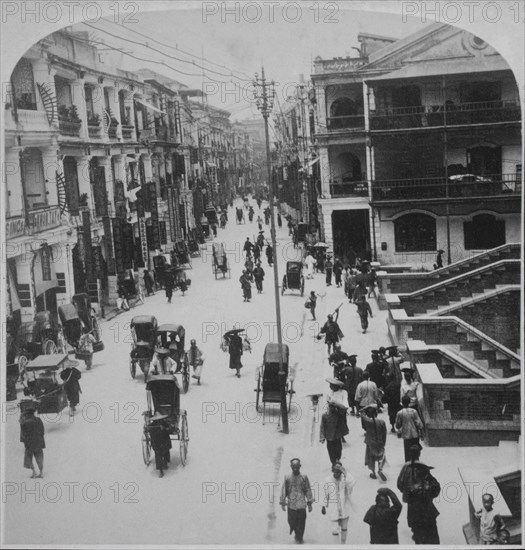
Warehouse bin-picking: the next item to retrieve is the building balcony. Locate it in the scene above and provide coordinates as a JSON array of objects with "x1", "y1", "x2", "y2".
[
  {"x1": 26, "y1": 205, "x2": 62, "y2": 234},
  {"x1": 370, "y1": 100, "x2": 521, "y2": 131},
  {"x1": 326, "y1": 115, "x2": 365, "y2": 131},
  {"x1": 329, "y1": 180, "x2": 369, "y2": 197},
  {"x1": 108, "y1": 125, "x2": 118, "y2": 139},
  {"x1": 88, "y1": 124, "x2": 102, "y2": 138},
  {"x1": 121, "y1": 124, "x2": 135, "y2": 140},
  {"x1": 371, "y1": 173, "x2": 521, "y2": 203},
  {"x1": 58, "y1": 118, "x2": 81, "y2": 137}
]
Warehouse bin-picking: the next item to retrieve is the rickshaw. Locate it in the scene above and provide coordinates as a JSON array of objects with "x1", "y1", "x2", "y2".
[
  {"x1": 254, "y1": 343, "x2": 294, "y2": 419},
  {"x1": 172, "y1": 240, "x2": 192, "y2": 268},
  {"x1": 281, "y1": 261, "x2": 305, "y2": 296},
  {"x1": 117, "y1": 269, "x2": 145, "y2": 305},
  {"x1": 153, "y1": 254, "x2": 171, "y2": 288},
  {"x1": 21, "y1": 354, "x2": 69, "y2": 414},
  {"x1": 72, "y1": 293, "x2": 102, "y2": 342},
  {"x1": 165, "y1": 266, "x2": 191, "y2": 296},
  {"x1": 58, "y1": 304, "x2": 83, "y2": 351},
  {"x1": 205, "y1": 207, "x2": 219, "y2": 226},
  {"x1": 187, "y1": 229, "x2": 201, "y2": 257},
  {"x1": 15, "y1": 311, "x2": 66, "y2": 380},
  {"x1": 142, "y1": 374, "x2": 189, "y2": 467},
  {"x1": 130, "y1": 315, "x2": 158, "y2": 381},
  {"x1": 212, "y1": 242, "x2": 230, "y2": 279},
  {"x1": 156, "y1": 324, "x2": 190, "y2": 393}
]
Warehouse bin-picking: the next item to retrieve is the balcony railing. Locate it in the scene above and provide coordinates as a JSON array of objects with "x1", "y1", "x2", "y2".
[
  {"x1": 370, "y1": 100, "x2": 521, "y2": 130},
  {"x1": 59, "y1": 119, "x2": 81, "y2": 137},
  {"x1": 371, "y1": 173, "x2": 521, "y2": 202},
  {"x1": 121, "y1": 124, "x2": 135, "y2": 140},
  {"x1": 329, "y1": 180, "x2": 369, "y2": 197},
  {"x1": 326, "y1": 115, "x2": 365, "y2": 131},
  {"x1": 108, "y1": 126, "x2": 118, "y2": 139},
  {"x1": 88, "y1": 124, "x2": 102, "y2": 138}
]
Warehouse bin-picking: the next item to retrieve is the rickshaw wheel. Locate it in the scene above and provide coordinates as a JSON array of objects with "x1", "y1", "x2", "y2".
[
  {"x1": 287, "y1": 381, "x2": 294, "y2": 413},
  {"x1": 180, "y1": 415, "x2": 189, "y2": 466},
  {"x1": 44, "y1": 339, "x2": 57, "y2": 354},
  {"x1": 18, "y1": 354, "x2": 29, "y2": 382},
  {"x1": 142, "y1": 430, "x2": 152, "y2": 466},
  {"x1": 182, "y1": 354, "x2": 190, "y2": 394},
  {"x1": 255, "y1": 375, "x2": 261, "y2": 412},
  {"x1": 129, "y1": 358, "x2": 136, "y2": 379}
]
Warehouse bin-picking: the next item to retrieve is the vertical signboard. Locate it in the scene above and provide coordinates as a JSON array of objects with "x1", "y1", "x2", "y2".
[
  {"x1": 112, "y1": 218, "x2": 124, "y2": 274},
  {"x1": 149, "y1": 181, "x2": 160, "y2": 250},
  {"x1": 103, "y1": 216, "x2": 116, "y2": 275},
  {"x1": 82, "y1": 210, "x2": 94, "y2": 281},
  {"x1": 136, "y1": 188, "x2": 148, "y2": 268},
  {"x1": 167, "y1": 186, "x2": 176, "y2": 243}
]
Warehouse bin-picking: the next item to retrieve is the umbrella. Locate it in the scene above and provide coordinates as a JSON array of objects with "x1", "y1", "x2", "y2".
[
  {"x1": 449, "y1": 174, "x2": 491, "y2": 182},
  {"x1": 223, "y1": 329, "x2": 245, "y2": 339},
  {"x1": 313, "y1": 242, "x2": 328, "y2": 248}
]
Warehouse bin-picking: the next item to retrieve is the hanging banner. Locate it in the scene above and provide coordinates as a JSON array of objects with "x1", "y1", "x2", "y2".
[
  {"x1": 173, "y1": 187, "x2": 182, "y2": 240},
  {"x1": 149, "y1": 182, "x2": 160, "y2": 250},
  {"x1": 167, "y1": 187, "x2": 176, "y2": 243},
  {"x1": 41, "y1": 244, "x2": 51, "y2": 281},
  {"x1": 136, "y1": 188, "x2": 148, "y2": 268},
  {"x1": 103, "y1": 216, "x2": 115, "y2": 275},
  {"x1": 112, "y1": 218, "x2": 124, "y2": 274},
  {"x1": 92, "y1": 246, "x2": 103, "y2": 279},
  {"x1": 159, "y1": 221, "x2": 167, "y2": 245},
  {"x1": 82, "y1": 210, "x2": 94, "y2": 281},
  {"x1": 121, "y1": 220, "x2": 135, "y2": 270}
]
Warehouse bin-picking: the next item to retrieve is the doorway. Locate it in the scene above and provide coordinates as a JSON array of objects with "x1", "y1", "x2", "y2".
[{"x1": 331, "y1": 209, "x2": 371, "y2": 264}]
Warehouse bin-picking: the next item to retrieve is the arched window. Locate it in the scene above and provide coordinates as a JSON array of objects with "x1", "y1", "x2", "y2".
[
  {"x1": 464, "y1": 214, "x2": 505, "y2": 250},
  {"x1": 11, "y1": 58, "x2": 37, "y2": 110},
  {"x1": 394, "y1": 213, "x2": 436, "y2": 252}
]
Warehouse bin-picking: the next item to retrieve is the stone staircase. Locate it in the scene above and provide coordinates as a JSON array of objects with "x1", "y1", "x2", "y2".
[
  {"x1": 390, "y1": 260, "x2": 520, "y2": 316},
  {"x1": 377, "y1": 243, "x2": 520, "y2": 297}
]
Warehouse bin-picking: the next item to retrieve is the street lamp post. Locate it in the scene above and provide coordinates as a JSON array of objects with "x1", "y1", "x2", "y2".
[{"x1": 253, "y1": 66, "x2": 289, "y2": 434}]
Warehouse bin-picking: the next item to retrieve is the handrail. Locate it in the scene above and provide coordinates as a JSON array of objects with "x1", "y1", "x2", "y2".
[
  {"x1": 371, "y1": 99, "x2": 519, "y2": 117},
  {"x1": 397, "y1": 259, "x2": 520, "y2": 298}
]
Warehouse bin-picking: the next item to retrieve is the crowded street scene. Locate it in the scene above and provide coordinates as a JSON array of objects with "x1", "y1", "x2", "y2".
[{"x1": 1, "y1": 1, "x2": 522, "y2": 548}]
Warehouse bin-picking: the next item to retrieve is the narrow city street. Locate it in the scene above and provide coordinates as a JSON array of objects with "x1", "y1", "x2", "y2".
[{"x1": 4, "y1": 199, "x2": 506, "y2": 546}]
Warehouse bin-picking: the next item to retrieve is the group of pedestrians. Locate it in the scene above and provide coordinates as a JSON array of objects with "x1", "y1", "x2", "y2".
[
  {"x1": 239, "y1": 235, "x2": 273, "y2": 302},
  {"x1": 279, "y1": 444, "x2": 443, "y2": 545}
]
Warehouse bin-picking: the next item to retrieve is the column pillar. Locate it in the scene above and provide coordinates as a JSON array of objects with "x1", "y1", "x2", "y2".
[
  {"x1": 106, "y1": 85, "x2": 123, "y2": 140},
  {"x1": 98, "y1": 156, "x2": 114, "y2": 212},
  {"x1": 5, "y1": 147, "x2": 24, "y2": 215},
  {"x1": 319, "y1": 147, "x2": 330, "y2": 197},
  {"x1": 77, "y1": 155, "x2": 94, "y2": 210},
  {"x1": 71, "y1": 77, "x2": 89, "y2": 139},
  {"x1": 113, "y1": 154, "x2": 127, "y2": 199},
  {"x1": 315, "y1": 83, "x2": 327, "y2": 131},
  {"x1": 41, "y1": 146, "x2": 60, "y2": 207}
]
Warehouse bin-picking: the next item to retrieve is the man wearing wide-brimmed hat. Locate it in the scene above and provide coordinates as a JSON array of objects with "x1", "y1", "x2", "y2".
[
  {"x1": 326, "y1": 378, "x2": 349, "y2": 441},
  {"x1": 148, "y1": 347, "x2": 179, "y2": 379},
  {"x1": 59, "y1": 358, "x2": 82, "y2": 417},
  {"x1": 320, "y1": 401, "x2": 349, "y2": 466}
]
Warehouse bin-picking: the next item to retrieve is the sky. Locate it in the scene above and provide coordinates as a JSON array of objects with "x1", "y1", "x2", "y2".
[{"x1": 74, "y1": 3, "x2": 432, "y2": 121}]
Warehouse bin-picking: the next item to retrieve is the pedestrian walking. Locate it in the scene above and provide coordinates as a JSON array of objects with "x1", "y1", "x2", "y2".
[
  {"x1": 287, "y1": 218, "x2": 294, "y2": 236},
  {"x1": 396, "y1": 396, "x2": 424, "y2": 461},
  {"x1": 342, "y1": 355, "x2": 362, "y2": 415},
  {"x1": 253, "y1": 243, "x2": 261, "y2": 262},
  {"x1": 320, "y1": 401, "x2": 349, "y2": 465},
  {"x1": 329, "y1": 343, "x2": 349, "y2": 381},
  {"x1": 257, "y1": 215, "x2": 263, "y2": 231},
  {"x1": 322, "y1": 462, "x2": 356, "y2": 544},
  {"x1": 244, "y1": 257, "x2": 254, "y2": 276},
  {"x1": 253, "y1": 263, "x2": 265, "y2": 293},
  {"x1": 385, "y1": 346, "x2": 404, "y2": 384},
  {"x1": 383, "y1": 374, "x2": 402, "y2": 433},
  {"x1": 257, "y1": 231, "x2": 265, "y2": 249},
  {"x1": 305, "y1": 290, "x2": 319, "y2": 320},
  {"x1": 165, "y1": 274, "x2": 174, "y2": 303},
  {"x1": 434, "y1": 249, "x2": 444, "y2": 270},
  {"x1": 400, "y1": 368, "x2": 420, "y2": 410},
  {"x1": 266, "y1": 244, "x2": 273, "y2": 266},
  {"x1": 367, "y1": 268, "x2": 378, "y2": 299},
  {"x1": 356, "y1": 295, "x2": 373, "y2": 333},
  {"x1": 148, "y1": 413, "x2": 172, "y2": 478},
  {"x1": 116, "y1": 282, "x2": 130, "y2": 311},
  {"x1": 359, "y1": 404, "x2": 387, "y2": 481},
  {"x1": 143, "y1": 269, "x2": 154, "y2": 296},
  {"x1": 304, "y1": 252, "x2": 316, "y2": 279},
  {"x1": 317, "y1": 312, "x2": 344, "y2": 356},
  {"x1": 227, "y1": 332, "x2": 244, "y2": 378},
  {"x1": 354, "y1": 371, "x2": 380, "y2": 416},
  {"x1": 188, "y1": 339, "x2": 204, "y2": 384},
  {"x1": 243, "y1": 237, "x2": 254, "y2": 258},
  {"x1": 333, "y1": 258, "x2": 343, "y2": 288},
  {"x1": 326, "y1": 377, "x2": 349, "y2": 436},
  {"x1": 59, "y1": 359, "x2": 82, "y2": 416},
  {"x1": 239, "y1": 270, "x2": 252, "y2": 302},
  {"x1": 20, "y1": 403, "x2": 45, "y2": 478},
  {"x1": 475, "y1": 493, "x2": 507, "y2": 545},
  {"x1": 248, "y1": 206, "x2": 254, "y2": 222},
  {"x1": 78, "y1": 327, "x2": 96, "y2": 370},
  {"x1": 325, "y1": 256, "x2": 333, "y2": 286},
  {"x1": 211, "y1": 223, "x2": 218, "y2": 237},
  {"x1": 277, "y1": 212, "x2": 282, "y2": 227},
  {"x1": 365, "y1": 351, "x2": 386, "y2": 394},
  {"x1": 280, "y1": 458, "x2": 314, "y2": 544},
  {"x1": 363, "y1": 487, "x2": 402, "y2": 544},
  {"x1": 397, "y1": 445, "x2": 440, "y2": 544}
]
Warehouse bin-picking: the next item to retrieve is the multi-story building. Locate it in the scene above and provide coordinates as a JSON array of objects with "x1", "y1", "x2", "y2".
[{"x1": 312, "y1": 24, "x2": 522, "y2": 268}]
